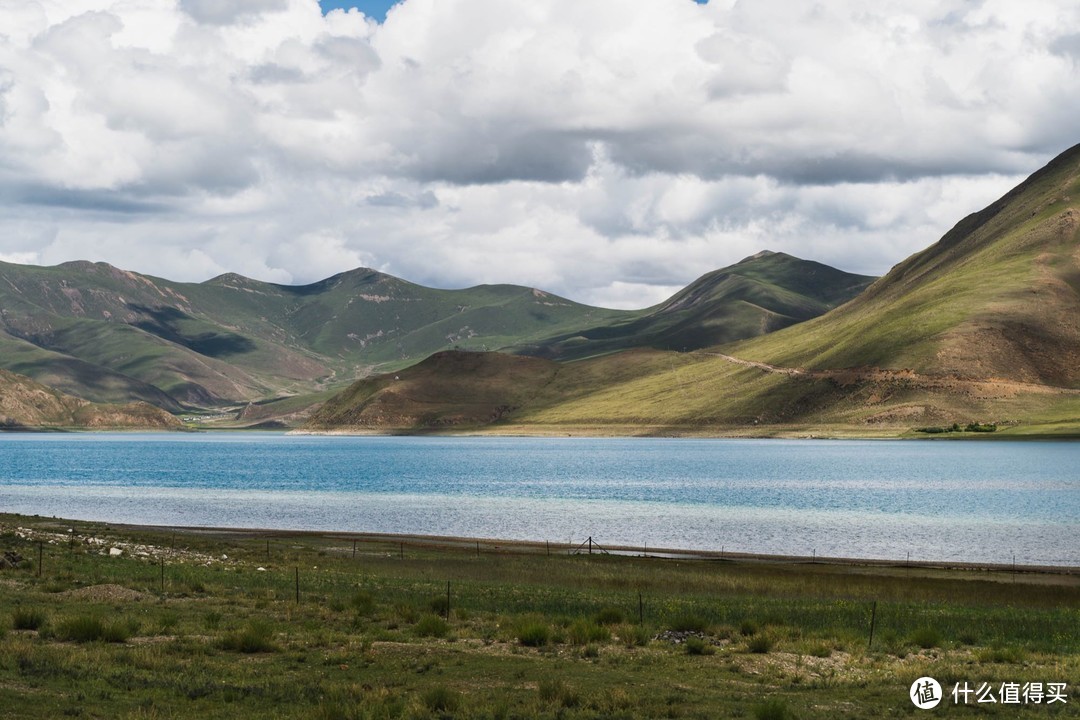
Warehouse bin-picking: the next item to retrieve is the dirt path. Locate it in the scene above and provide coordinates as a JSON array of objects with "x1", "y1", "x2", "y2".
[{"x1": 704, "y1": 353, "x2": 1080, "y2": 397}]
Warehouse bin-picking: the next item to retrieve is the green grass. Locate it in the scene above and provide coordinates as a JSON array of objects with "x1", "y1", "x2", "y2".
[
  {"x1": 910, "y1": 626, "x2": 943, "y2": 649},
  {"x1": 414, "y1": 614, "x2": 449, "y2": 638},
  {"x1": 568, "y1": 619, "x2": 610, "y2": 644},
  {"x1": 217, "y1": 621, "x2": 278, "y2": 653},
  {"x1": 11, "y1": 608, "x2": 47, "y2": 631},
  {"x1": 594, "y1": 606, "x2": 624, "y2": 625},
  {"x1": 538, "y1": 677, "x2": 581, "y2": 708},
  {"x1": 684, "y1": 637, "x2": 715, "y2": 655},
  {"x1": 747, "y1": 635, "x2": 775, "y2": 654},
  {"x1": 0, "y1": 512, "x2": 1077, "y2": 719},
  {"x1": 753, "y1": 698, "x2": 790, "y2": 720},
  {"x1": 53, "y1": 616, "x2": 130, "y2": 644},
  {"x1": 669, "y1": 613, "x2": 709, "y2": 633},
  {"x1": 350, "y1": 590, "x2": 376, "y2": 615},
  {"x1": 421, "y1": 685, "x2": 461, "y2": 713},
  {"x1": 515, "y1": 619, "x2": 551, "y2": 647}
]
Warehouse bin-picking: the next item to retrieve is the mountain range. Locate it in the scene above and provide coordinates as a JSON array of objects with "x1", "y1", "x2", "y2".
[
  {"x1": 5, "y1": 143, "x2": 1079, "y2": 436},
  {"x1": 309, "y1": 143, "x2": 1080, "y2": 437},
  {"x1": 0, "y1": 250, "x2": 872, "y2": 426}
]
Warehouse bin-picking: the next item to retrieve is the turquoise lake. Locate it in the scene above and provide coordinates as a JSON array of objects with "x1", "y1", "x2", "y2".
[{"x1": 1, "y1": 433, "x2": 1077, "y2": 566}]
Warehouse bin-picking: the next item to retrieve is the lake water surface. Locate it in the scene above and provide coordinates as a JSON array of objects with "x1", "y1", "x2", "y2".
[{"x1": 1, "y1": 433, "x2": 1077, "y2": 565}]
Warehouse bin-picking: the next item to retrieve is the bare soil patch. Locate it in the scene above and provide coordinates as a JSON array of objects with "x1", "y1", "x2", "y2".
[{"x1": 61, "y1": 584, "x2": 150, "y2": 602}]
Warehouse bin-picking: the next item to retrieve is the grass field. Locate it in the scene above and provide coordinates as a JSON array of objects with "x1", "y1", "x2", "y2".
[{"x1": 0, "y1": 514, "x2": 1076, "y2": 718}]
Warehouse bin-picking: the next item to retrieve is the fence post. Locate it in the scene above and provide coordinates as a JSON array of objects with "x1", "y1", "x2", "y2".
[
  {"x1": 352, "y1": 540, "x2": 356, "y2": 560},
  {"x1": 295, "y1": 566, "x2": 300, "y2": 605},
  {"x1": 868, "y1": 601, "x2": 877, "y2": 649},
  {"x1": 588, "y1": 537, "x2": 593, "y2": 555},
  {"x1": 446, "y1": 580, "x2": 451, "y2": 621}
]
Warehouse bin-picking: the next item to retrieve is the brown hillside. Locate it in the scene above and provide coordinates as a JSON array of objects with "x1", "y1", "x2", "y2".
[
  {"x1": 0, "y1": 369, "x2": 180, "y2": 429},
  {"x1": 308, "y1": 351, "x2": 559, "y2": 430}
]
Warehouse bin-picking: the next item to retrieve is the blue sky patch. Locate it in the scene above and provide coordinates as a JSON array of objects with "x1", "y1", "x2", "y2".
[
  {"x1": 319, "y1": 1, "x2": 399, "y2": 22},
  {"x1": 319, "y1": 0, "x2": 707, "y2": 24}
]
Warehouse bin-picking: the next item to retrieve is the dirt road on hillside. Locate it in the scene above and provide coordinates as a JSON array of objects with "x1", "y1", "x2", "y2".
[{"x1": 705, "y1": 353, "x2": 1080, "y2": 398}]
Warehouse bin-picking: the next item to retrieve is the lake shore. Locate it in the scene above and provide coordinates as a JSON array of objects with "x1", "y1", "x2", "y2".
[
  {"x1": 6, "y1": 421, "x2": 1080, "y2": 440},
  {"x1": 290, "y1": 422, "x2": 1080, "y2": 440},
  {"x1": 11, "y1": 514, "x2": 1078, "y2": 580}
]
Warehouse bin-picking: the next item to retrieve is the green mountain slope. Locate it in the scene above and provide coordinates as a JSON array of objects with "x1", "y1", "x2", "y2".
[
  {"x1": 735, "y1": 142, "x2": 1080, "y2": 388},
  {"x1": 516, "y1": 251, "x2": 873, "y2": 359},
  {"x1": 306, "y1": 143, "x2": 1080, "y2": 437},
  {"x1": 0, "y1": 262, "x2": 623, "y2": 408},
  {"x1": 0, "y1": 368, "x2": 180, "y2": 430},
  {"x1": 0, "y1": 252, "x2": 868, "y2": 413},
  {"x1": 0, "y1": 261, "x2": 326, "y2": 408}
]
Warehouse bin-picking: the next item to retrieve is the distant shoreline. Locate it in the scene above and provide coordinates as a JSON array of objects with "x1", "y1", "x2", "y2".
[
  {"x1": 4, "y1": 424, "x2": 1080, "y2": 441},
  {"x1": 290, "y1": 426, "x2": 1080, "y2": 441}
]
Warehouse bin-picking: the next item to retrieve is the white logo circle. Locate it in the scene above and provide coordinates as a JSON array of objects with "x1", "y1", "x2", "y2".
[{"x1": 910, "y1": 677, "x2": 943, "y2": 709}]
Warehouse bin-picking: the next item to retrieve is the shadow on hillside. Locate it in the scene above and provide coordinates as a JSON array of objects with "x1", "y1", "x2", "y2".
[{"x1": 128, "y1": 304, "x2": 256, "y2": 358}]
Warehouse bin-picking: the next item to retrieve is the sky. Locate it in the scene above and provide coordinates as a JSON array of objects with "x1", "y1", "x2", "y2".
[
  {"x1": 317, "y1": 1, "x2": 397, "y2": 23},
  {"x1": 0, "y1": 1, "x2": 1078, "y2": 308}
]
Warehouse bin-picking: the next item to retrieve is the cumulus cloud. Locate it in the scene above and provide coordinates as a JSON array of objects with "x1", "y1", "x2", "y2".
[
  {"x1": 0, "y1": 0, "x2": 1076, "y2": 307},
  {"x1": 179, "y1": 0, "x2": 290, "y2": 26},
  {"x1": 365, "y1": 190, "x2": 438, "y2": 209}
]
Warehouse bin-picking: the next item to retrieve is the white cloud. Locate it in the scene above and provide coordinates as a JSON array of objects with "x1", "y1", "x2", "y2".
[
  {"x1": 179, "y1": 0, "x2": 289, "y2": 26},
  {"x1": 0, "y1": 0, "x2": 1076, "y2": 307},
  {"x1": 0, "y1": 250, "x2": 40, "y2": 265}
]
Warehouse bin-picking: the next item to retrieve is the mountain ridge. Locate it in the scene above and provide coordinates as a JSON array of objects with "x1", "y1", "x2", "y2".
[
  {"x1": 305, "y1": 143, "x2": 1080, "y2": 437},
  {"x1": 0, "y1": 252, "x2": 872, "y2": 416},
  {"x1": 732, "y1": 142, "x2": 1080, "y2": 388},
  {"x1": 511, "y1": 251, "x2": 874, "y2": 360}
]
